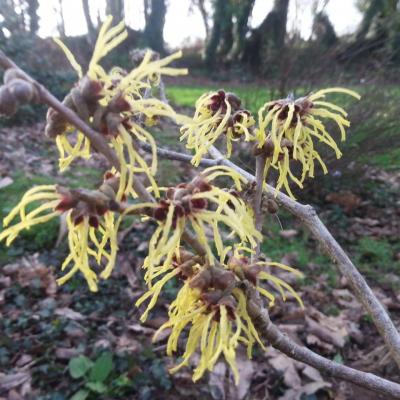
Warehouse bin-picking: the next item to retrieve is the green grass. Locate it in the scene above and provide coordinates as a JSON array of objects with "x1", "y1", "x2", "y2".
[
  {"x1": 0, "y1": 166, "x2": 104, "y2": 265},
  {"x1": 166, "y1": 85, "x2": 273, "y2": 113},
  {"x1": 352, "y1": 237, "x2": 400, "y2": 286},
  {"x1": 0, "y1": 171, "x2": 58, "y2": 264},
  {"x1": 167, "y1": 83, "x2": 400, "y2": 171},
  {"x1": 260, "y1": 214, "x2": 335, "y2": 286}
]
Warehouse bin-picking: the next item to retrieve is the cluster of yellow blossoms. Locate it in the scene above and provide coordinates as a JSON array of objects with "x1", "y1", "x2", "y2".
[
  {"x1": 183, "y1": 88, "x2": 360, "y2": 198},
  {"x1": 0, "y1": 16, "x2": 359, "y2": 384}
]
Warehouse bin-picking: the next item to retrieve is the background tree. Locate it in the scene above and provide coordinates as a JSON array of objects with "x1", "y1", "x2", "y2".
[
  {"x1": 190, "y1": 0, "x2": 210, "y2": 39},
  {"x1": 56, "y1": 0, "x2": 66, "y2": 37},
  {"x1": 106, "y1": 0, "x2": 124, "y2": 21},
  {"x1": 26, "y1": 0, "x2": 39, "y2": 34},
  {"x1": 243, "y1": 0, "x2": 290, "y2": 71},
  {"x1": 82, "y1": 0, "x2": 96, "y2": 43},
  {"x1": 312, "y1": 12, "x2": 338, "y2": 48},
  {"x1": 143, "y1": 0, "x2": 167, "y2": 54},
  {"x1": 228, "y1": 0, "x2": 256, "y2": 61}
]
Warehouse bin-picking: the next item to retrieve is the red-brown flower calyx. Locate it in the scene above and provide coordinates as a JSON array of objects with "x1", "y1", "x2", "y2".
[
  {"x1": 0, "y1": 68, "x2": 39, "y2": 117},
  {"x1": 228, "y1": 256, "x2": 262, "y2": 285},
  {"x1": 153, "y1": 176, "x2": 212, "y2": 223},
  {"x1": 190, "y1": 265, "x2": 238, "y2": 319},
  {"x1": 209, "y1": 89, "x2": 242, "y2": 114},
  {"x1": 268, "y1": 95, "x2": 314, "y2": 127},
  {"x1": 253, "y1": 137, "x2": 294, "y2": 160},
  {"x1": 54, "y1": 174, "x2": 123, "y2": 227},
  {"x1": 172, "y1": 249, "x2": 205, "y2": 280}
]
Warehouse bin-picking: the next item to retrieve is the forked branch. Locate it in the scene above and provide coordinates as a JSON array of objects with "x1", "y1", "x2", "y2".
[
  {"x1": 141, "y1": 141, "x2": 400, "y2": 370},
  {"x1": 1, "y1": 51, "x2": 400, "y2": 395}
]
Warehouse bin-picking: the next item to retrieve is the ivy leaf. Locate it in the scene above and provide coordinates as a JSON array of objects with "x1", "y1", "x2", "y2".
[
  {"x1": 85, "y1": 381, "x2": 107, "y2": 393},
  {"x1": 89, "y1": 352, "x2": 113, "y2": 382},
  {"x1": 68, "y1": 355, "x2": 93, "y2": 379},
  {"x1": 70, "y1": 389, "x2": 90, "y2": 400}
]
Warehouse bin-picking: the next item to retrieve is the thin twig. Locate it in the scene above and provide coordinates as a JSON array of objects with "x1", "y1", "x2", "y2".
[
  {"x1": 245, "y1": 282, "x2": 400, "y2": 399},
  {"x1": 207, "y1": 145, "x2": 400, "y2": 369},
  {"x1": 252, "y1": 153, "x2": 267, "y2": 261},
  {"x1": 0, "y1": 51, "x2": 206, "y2": 258},
  {"x1": 140, "y1": 141, "x2": 400, "y2": 369},
  {"x1": 140, "y1": 142, "x2": 218, "y2": 167}
]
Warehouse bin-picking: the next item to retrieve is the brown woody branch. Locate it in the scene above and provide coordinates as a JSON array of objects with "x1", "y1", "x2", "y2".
[
  {"x1": 207, "y1": 145, "x2": 400, "y2": 370},
  {"x1": 140, "y1": 141, "x2": 400, "y2": 370},
  {"x1": 0, "y1": 51, "x2": 206, "y2": 258},
  {"x1": 1, "y1": 51, "x2": 400, "y2": 395},
  {"x1": 244, "y1": 282, "x2": 400, "y2": 399},
  {"x1": 252, "y1": 153, "x2": 267, "y2": 261}
]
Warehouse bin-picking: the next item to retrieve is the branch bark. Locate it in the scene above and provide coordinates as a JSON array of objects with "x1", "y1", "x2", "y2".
[
  {"x1": 252, "y1": 153, "x2": 267, "y2": 260},
  {"x1": 2, "y1": 51, "x2": 400, "y2": 394},
  {"x1": 139, "y1": 140, "x2": 400, "y2": 370},
  {"x1": 0, "y1": 50, "x2": 206, "y2": 258},
  {"x1": 207, "y1": 145, "x2": 400, "y2": 370},
  {"x1": 245, "y1": 282, "x2": 400, "y2": 399}
]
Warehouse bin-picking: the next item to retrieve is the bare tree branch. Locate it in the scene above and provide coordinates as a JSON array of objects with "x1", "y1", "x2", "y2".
[
  {"x1": 245, "y1": 282, "x2": 400, "y2": 399},
  {"x1": 0, "y1": 50, "x2": 206, "y2": 257},
  {"x1": 139, "y1": 140, "x2": 400, "y2": 369},
  {"x1": 252, "y1": 153, "x2": 267, "y2": 261},
  {"x1": 207, "y1": 145, "x2": 400, "y2": 370},
  {"x1": 1, "y1": 51, "x2": 400, "y2": 393}
]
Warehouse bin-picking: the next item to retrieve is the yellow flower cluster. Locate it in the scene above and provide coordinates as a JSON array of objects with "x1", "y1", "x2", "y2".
[
  {"x1": 181, "y1": 88, "x2": 360, "y2": 198},
  {"x1": 0, "y1": 185, "x2": 121, "y2": 292},
  {"x1": 181, "y1": 90, "x2": 255, "y2": 166},
  {"x1": 136, "y1": 245, "x2": 303, "y2": 383},
  {"x1": 52, "y1": 16, "x2": 187, "y2": 199},
  {"x1": 142, "y1": 166, "x2": 261, "y2": 285},
  {"x1": 255, "y1": 88, "x2": 360, "y2": 198}
]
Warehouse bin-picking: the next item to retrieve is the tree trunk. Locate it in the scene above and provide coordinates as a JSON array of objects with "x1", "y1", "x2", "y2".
[
  {"x1": 243, "y1": 0, "x2": 290, "y2": 69},
  {"x1": 106, "y1": 0, "x2": 124, "y2": 21},
  {"x1": 27, "y1": 0, "x2": 39, "y2": 34},
  {"x1": 355, "y1": 0, "x2": 383, "y2": 42},
  {"x1": 204, "y1": 0, "x2": 232, "y2": 68},
  {"x1": 143, "y1": 0, "x2": 167, "y2": 54},
  {"x1": 228, "y1": 0, "x2": 255, "y2": 61},
  {"x1": 217, "y1": 1, "x2": 233, "y2": 57},
  {"x1": 312, "y1": 12, "x2": 338, "y2": 48},
  {"x1": 82, "y1": 0, "x2": 96, "y2": 43},
  {"x1": 57, "y1": 0, "x2": 66, "y2": 37},
  {"x1": 195, "y1": 0, "x2": 210, "y2": 39}
]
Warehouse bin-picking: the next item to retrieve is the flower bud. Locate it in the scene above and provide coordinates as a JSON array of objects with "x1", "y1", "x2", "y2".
[
  {"x1": 105, "y1": 112, "x2": 124, "y2": 136},
  {"x1": 108, "y1": 93, "x2": 131, "y2": 113},
  {"x1": 210, "y1": 266, "x2": 236, "y2": 291},
  {"x1": 3, "y1": 68, "x2": 25, "y2": 84},
  {"x1": 7, "y1": 79, "x2": 37, "y2": 104},
  {"x1": 45, "y1": 108, "x2": 68, "y2": 137},
  {"x1": 218, "y1": 294, "x2": 237, "y2": 312},
  {"x1": 201, "y1": 289, "x2": 223, "y2": 305},
  {"x1": 243, "y1": 264, "x2": 262, "y2": 285},
  {"x1": 79, "y1": 76, "x2": 103, "y2": 101},
  {"x1": 225, "y1": 92, "x2": 241, "y2": 111},
  {"x1": 265, "y1": 199, "x2": 279, "y2": 214},
  {"x1": 0, "y1": 86, "x2": 17, "y2": 116},
  {"x1": 190, "y1": 269, "x2": 212, "y2": 291},
  {"x1": 55, "y1": 196, "x2": 78, "y2": 212}
]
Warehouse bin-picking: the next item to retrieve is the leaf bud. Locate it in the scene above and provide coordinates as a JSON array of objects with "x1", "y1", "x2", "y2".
[
  {"x1": 7, "y1": 78, "x2": 37, "y2": 104},
  {"x1": 0, "y1": 86, "x2": 17, "y2": 116},
  {"x1": 190, "y1": 268, "x2": 212, "y2": 291},
  {"x1": 265, "y1": 198, "x2": 279, "y2": 214},
  {"x1": 3, "y1": 68, "x2": 25, "y2": 84}
]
